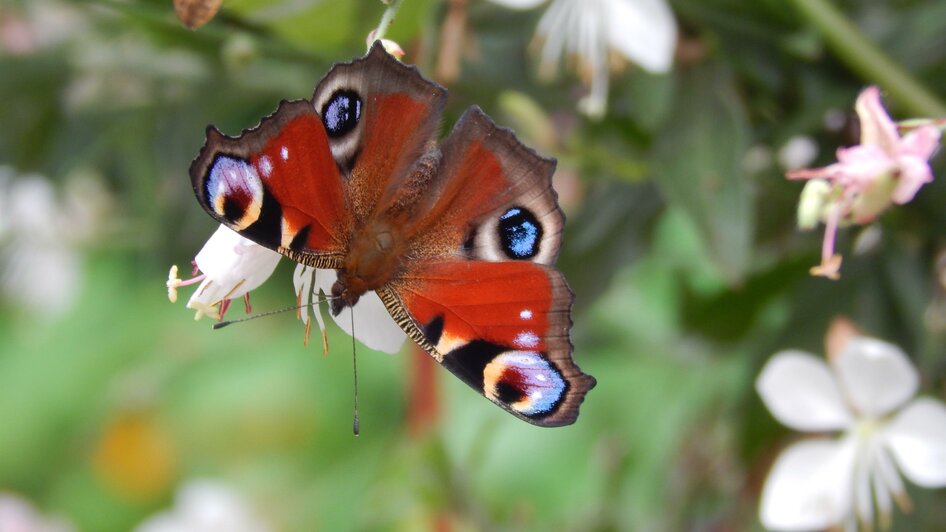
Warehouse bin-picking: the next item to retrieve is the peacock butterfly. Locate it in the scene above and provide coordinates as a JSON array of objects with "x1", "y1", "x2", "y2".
[{"x1": 189, "y1": 42, "x2": 595, "y2": 426}]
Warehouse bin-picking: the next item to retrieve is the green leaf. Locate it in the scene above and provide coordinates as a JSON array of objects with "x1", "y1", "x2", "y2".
[{"x1": 652, "y1": 61, "x2": 753, "y2": 285}]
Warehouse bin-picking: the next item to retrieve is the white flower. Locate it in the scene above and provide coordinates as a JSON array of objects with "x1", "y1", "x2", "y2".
[
  {"x1": 0, "y1": 167, "x2": 107, "y2": 317},
  {"x1": 0, "y1": 492, "x2": 74, "y2": 532},
  {"x1": 170, "y1": 228, "x2": 406, "y2": 353},
  {"x1": 134, "y1": 479, "x2": 270, "y2": 532},
  {"x1": 488, "y1": 0, "x2": 677, "y2": 118},
  {"x1": 167, "y1": 225, "x2": 280, "y2": 320},
  {"x1": 756, "y1": 337, "x2": 946, "y2": 531},
  {"x1": 293, "y1": 264, "x2": 406, "y2": 354}
]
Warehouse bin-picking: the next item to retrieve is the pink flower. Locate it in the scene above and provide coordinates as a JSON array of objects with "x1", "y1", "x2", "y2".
[{"x1": 788, "y1": 87, "x2": 941, "y2": 279}]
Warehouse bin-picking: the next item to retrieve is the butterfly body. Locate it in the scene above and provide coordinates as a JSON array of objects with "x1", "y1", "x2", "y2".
[{"x1": 190, "y1": 43, "x2": 595, "y2": 426}]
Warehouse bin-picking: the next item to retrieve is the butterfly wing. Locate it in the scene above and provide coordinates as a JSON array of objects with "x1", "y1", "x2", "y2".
[
  {"x1": 189, "y1": 42, "x2": 447, "y2": 267},
  {"x1": 383, "y1": 107, "x2": 595, "y2": 426},
  {"x1": 380, "y1": 260, "x2": 593, "y2": 426}
]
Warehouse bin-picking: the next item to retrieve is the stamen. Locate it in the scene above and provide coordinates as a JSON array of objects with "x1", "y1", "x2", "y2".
[
  {"x1": 167, "y1": 265, "x2": 181, "y2": 302},
  {"x1": 188, "y1": 300, "x2": 221, "y2": 321},
  {"x1": 218, "y1": 298, "x2": 233, "y2": 320},
  {"x1": 811, "y1": 203, "x2": 844, "y2": 280},
  {"x1": 167, "y1": 263, "x2": 206, "y2": 304}
]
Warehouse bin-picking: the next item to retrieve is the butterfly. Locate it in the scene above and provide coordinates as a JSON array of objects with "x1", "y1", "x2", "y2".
[{"x1": 189, "y1": 42, "x2": 595, "y2": 426}]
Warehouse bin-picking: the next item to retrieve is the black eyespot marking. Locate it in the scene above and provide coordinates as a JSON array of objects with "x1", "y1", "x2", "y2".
[
  {"x1": 321, "y1": 89, "x2": 362, "y2": 138},
  {"x1": 495, "y1": 374, "x2": 526, "y2": 404},
  {"x1": 288, "y1": 224, "x2": 311, "y2": 252},
  {"x1": 442, "y1": 340, "x2": 506, "y2": 390},
  {"x1": 498, "y1": 207, "x2": 542, "y2": 259},
  {"x1": 423, "y1": 315, "x2": 445, "y2": 346},
  {"x1": 462, "y1": 228, "x2": 476, "y2": 257},
  {"x1": 221, "y1": 195, "x2": 244, "y2": 222}
]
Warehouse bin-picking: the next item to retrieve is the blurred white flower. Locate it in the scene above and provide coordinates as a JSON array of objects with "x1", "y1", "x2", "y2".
[
  {"x1": 488, "y1": 0, "x2": 677, "y2": 118},
  {"x1": 167, "y1": 225, "x2": 280, "y2": 320},
  {"x1": 0, "y1": 0, "x2": 87, "y2": 55},
  {"x1": 0, "y1": 167, "x2": 108, "y2": 316},
  {"x1": 756, "y1": 336, "x2": 946, "y2": 531},
  {"x1": 0, "y1": 492, "x2": 74, "y2": 532},
  {"x1": 134, "y1": 479, "x2": 270, "y2": 532},
  {"x1": 777, "y1": 135, "x2": 819, "y2": 171}
]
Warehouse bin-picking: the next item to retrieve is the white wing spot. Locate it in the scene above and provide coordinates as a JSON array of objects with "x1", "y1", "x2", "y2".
[
  {"x1": 520, "y1": 309, "x2": 533, "y2": 320},
  {"x1": 280, "y1": 146, "x2": 289, "y2": 161},
  {"x1": 258, "y1": 156, "x2": 273, "y2": 178},
  {"x1": 514, "y1": 331, "x2": 540, "y2": 349},
  {"x1": 536, "y1": 374, "x2": 547, "y2": 382}
]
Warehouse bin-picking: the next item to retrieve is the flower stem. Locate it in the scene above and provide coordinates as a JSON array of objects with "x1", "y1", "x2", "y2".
[
  {"x1": 789, "y1": 0, "x2": 946, "y2": 118},
  {"x1": 373, "y1": 0, "x2": 404, "y2": 43},
  {"x1": 898, "y1": 117, "x2": 946, "y2": 133}
]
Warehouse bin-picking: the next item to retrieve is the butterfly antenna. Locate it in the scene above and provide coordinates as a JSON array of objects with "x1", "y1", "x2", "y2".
[
  {"x1": 212, "y1": 296, "x2": 338, "y2": 329},
  {"x1": 351, "y1": 307, "x2": 361, "y2": 436}
]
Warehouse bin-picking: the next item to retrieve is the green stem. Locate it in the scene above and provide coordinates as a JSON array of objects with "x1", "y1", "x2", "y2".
[
  {"x1": 372, "y1": 0, "x2": 404, "y2": 44},
  {"x1": 789, "y1": 0, "x2": 946, "y2": 117},
  {"x1": 898, "y1": 118, "x2": 946, "y2": 133}
]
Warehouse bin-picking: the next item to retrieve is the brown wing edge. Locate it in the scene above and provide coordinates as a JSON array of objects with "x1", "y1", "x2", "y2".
[
  {"x1": 189, "y1": 99, "x2": 313, "y2": 225},
  {"x1": 376, "y1": 267, "x2": 596, "y2": 428},
  {"x1": 311, "y1": 41, "x2": 448, "y2": 122}
]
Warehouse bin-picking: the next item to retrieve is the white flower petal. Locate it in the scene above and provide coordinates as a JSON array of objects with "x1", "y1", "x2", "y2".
[
  {"x1": 756, "y1": 351, "x2": 853, "y2": 432},
  {"x1": 606, "y1": 0, "x2": 677, "y2": 73},
  {"x1": 1, "y1": 242, "x2": 81, "y2": 316},
  {"x1": 293, "y1": 264, "x2": 315, "y2": 326},
  {"x1": 535, "y1": 0, "x2": 575, "y2": 75},
  {"x1": 760, "y1": 437, "x2": 856, "y2": 531},
  {"x1": 882, "y1": 397, "x2": 946, "y2": 487},
  {"x1": 872, "y1": 444, "x2": 904, "y2": 524},
  {"x1": 853, "y1": 438, "x2": 874, "y2": 529},
  {"x1": 487, "y1": 0, "x2": 547, "y2": 9},
  {"x1": 135, "y1": 479, "x2": 269, "y2": 532},
  {"x1": 0, "y1": 493, "x2": 74, "y2": 532},
  {"x1": 189, "y1": 225, "x2": 280, "y2": 306},
  {"x1": 293, "y1": 264, "x2": 328, "y2": 348},
  {"x1": 315, "y1": 269, "x2": 406, "y2": 354},
  {"x1": 835, "y1": 337, "x2": 918, "y2": 418}
]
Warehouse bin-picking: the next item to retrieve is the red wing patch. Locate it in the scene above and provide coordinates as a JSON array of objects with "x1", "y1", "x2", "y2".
[
  {"x1": 190, "y1": 100, "x2": 350, "y2": 264},
  {"x1": 389, "y1": 260, "x2": 595, "y2": 427}
]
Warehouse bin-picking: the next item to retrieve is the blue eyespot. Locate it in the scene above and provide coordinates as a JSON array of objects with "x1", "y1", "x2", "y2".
[
  {"x1": 486, "y1": 351, "x2": 566, "y2": 416},
  {"x1": 321, "y1": 89, "x2": 362, "y2": 138},
  {"x1": 498, "y1": 207, "x2": 542, "y2": 260}
]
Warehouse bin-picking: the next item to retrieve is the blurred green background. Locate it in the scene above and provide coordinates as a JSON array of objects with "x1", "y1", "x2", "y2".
[{"x1": 1, "y1": 0, "x2": 945, "y2": 530}]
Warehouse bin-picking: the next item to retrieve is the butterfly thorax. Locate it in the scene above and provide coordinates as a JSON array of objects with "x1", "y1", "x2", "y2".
[
  {"x1": 330, "y1": 218, "x2": 406, "y2": 315},
  {"x1": 330, "y1": 146, "x2": 443, "y2": 315}
]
